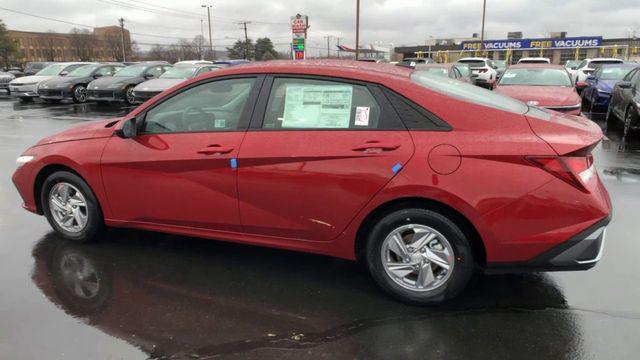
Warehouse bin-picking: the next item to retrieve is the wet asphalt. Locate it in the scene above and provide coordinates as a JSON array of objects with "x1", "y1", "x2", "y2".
[{"x1": 0, "y1": 94, "x2": 639, "y2": 360}]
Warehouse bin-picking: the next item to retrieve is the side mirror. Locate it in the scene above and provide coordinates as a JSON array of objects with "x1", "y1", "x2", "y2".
[
  {"x1": 115, "y1": 118, "x2": 137, "y2": 138},
  {"x1": 576, "y1": 81, "x2": 588, "y2": 88},
  {"x1": 144, "y1": 73, "x2": 155, "y2": 79},
  {"x1": 93, "y1": 73, "x2": 104, "y2": 79},
  {"x1": 618, "y1": 81, "x2": 633, "y2": 89},
  {"x1": 60, "y1": 71, "x2": 69, "y2": 76}
]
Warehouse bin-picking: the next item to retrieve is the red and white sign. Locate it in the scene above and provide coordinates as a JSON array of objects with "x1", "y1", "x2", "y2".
[{"x1": 290, "y1": 14, "x2": 308, "y2": 36}]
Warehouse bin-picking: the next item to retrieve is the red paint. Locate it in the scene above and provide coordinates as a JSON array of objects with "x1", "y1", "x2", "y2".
[{"x1": 12, "y1": 60, "x2": 611, "y2": 266}]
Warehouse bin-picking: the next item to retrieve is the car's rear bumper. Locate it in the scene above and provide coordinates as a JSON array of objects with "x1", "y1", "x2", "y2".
[{"x1": 485, "y1": 214, "x2": 610, "y2": 273}]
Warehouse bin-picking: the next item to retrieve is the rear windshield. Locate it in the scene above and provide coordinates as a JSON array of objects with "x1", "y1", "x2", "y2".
[
  {"x1": 598, "y1": 66, "x2": 635, "y2": 80},
  {"x1": 457, "y1": 60, "x2": 485, "y2": 68},
  {"x1": 498, "y1": 68, "x2": 572, "y2": 86},
  {"x1": 519, "y1": 59, "x2": 549, "y2": 64},
  {"x1": 589, "y1": 60, "x2": 623, "y2": 67},
  {"x1": 411, "y1": 71, "x2": 528, "y2": 114}
]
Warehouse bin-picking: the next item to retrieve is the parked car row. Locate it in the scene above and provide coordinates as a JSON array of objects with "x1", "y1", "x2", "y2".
[{"x1": 3, "y1": 60, "x2": 246, "y2": 106}]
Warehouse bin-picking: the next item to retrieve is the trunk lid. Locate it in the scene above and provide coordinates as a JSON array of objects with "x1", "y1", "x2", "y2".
[{"x1": 525, "y1": 107, "x2": 603, "y2": 155}]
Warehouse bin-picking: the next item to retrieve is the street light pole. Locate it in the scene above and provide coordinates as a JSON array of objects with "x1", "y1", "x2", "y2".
[
  {"x1": 118, "y1": 17, "x2": 126, "y2": 62},
  {"x1": 355, "y1": 0, "x2": 360, "y2": 60},
  {"x1": 480, "y1": 0, "x2": 487, "y2": 52},
  {"x1": 202, "y1": 4, "x2": 214, "y2": 60}
]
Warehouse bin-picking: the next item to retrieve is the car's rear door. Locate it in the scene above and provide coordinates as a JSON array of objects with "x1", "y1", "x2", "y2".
[
  {"x1": 101, "y1": 75, "x2": 263, "y2": 232},
  {"x1": 236, "y1": 75, "x2": 415, "y2": 241}
]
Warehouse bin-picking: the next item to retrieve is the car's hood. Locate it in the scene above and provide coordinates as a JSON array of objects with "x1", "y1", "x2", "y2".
[
  {"x1": 89, "y1": 76, "x2": 140, "y2": 89},
  {"x1": 10, "y1": 75, "x2": 54, "y2": 85},
  {"x1": 134, "y1": 78, "x2": 184, "y2": 92},
  {"x1": 494, "y1": 85, "x2": 580, "y2": 106},
  {"x1": 595, "y1": 79, "x2": 619, "y2": 93},
  {"x1": 35, "y1": 118, "x2": 121, "y2": 146}
]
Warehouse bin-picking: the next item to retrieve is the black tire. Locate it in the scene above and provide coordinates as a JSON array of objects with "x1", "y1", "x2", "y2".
[
  {"x1": 41, "y1": 171, "x2": 104, "y2": 242},
  {"x1": 365, "y1": 208, "x2": 475, "y2": 305},
  {"x1": 72, "y1": 84, "x2": 87, "y2": 103},
  {"x1": 19, "y1": 97, "x2": 33, "y2": 103}
]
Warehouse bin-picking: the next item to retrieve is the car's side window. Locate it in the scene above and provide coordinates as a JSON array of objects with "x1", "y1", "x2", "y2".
[
  {"x1": 577, "y1": 60, "x2": 587, "y2": 69},
  {"x1": 95, "y1": 66, "x2": 113, "y2": 76},
  {"x1": 146, "y1": 66, "x2": 164, "y2": 78},
  {"x1": 631, "y1": 70, "x2": 640, "y2": 87},
  {"x1": 623, "y1": 69, "x2": 637, "y2": 82},
  {"x1": 142, "y1": 78, "x2": 256, "y2": 134},
  {"x1": 262, "y1": 78, "x2": 382, "y2": 130},
  {"x1": 452, "y1": 67, "x2": 462, "y2": 79}
]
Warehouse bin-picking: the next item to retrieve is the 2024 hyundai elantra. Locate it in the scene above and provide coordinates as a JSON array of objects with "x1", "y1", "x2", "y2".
[{"x1": 12, "y1": 60, "x2": 611, "y2": 305}]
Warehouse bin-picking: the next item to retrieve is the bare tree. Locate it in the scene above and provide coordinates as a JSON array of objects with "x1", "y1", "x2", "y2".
[
  {"x1": 39, "y1": 30, "x2": 59, "y2": 61},
  {"x1": 193, "y1": 35, "x2": 206, "y2": 60},
  {"x1": 69, "y1": 28, "x2": 95, "y2": 61}
]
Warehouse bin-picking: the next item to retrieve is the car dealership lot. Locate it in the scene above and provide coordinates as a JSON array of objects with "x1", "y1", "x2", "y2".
[{"x1": 1, "y1": 95, "x2": 640, "y2": 359}]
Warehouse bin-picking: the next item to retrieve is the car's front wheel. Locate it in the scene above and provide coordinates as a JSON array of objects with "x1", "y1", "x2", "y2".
[
  {"x1": 72, "y1": 84, "x2": 87, "y2": 103},
  {"x1": 124, "y1": 86, "x2": 136, "y2": 105},
  {"x1": 41, "y1": 171, "x2": 104, "y2": 242},
  {"x1": 366, "y1": 208, "x2": 475, "y2": 305}
]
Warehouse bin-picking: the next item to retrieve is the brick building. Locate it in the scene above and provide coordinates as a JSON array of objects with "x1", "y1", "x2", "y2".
[{"x1": 8, "y1": 26, "x2": 132, "y2": 63}]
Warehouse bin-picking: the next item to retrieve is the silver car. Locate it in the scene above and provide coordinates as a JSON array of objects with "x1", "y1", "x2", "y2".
[
  {"x1": 9, "y1": 62, "x2": 94, "y2": 101},
  {"x1": 132, "y1": 64, "x2": 222, "y2": 103}
]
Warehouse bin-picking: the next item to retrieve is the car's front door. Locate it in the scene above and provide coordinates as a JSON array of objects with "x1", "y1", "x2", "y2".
[
  {"x1": 237, "y1": 76, "x2": 415, "y2": 241},
  {"x1": 101, "y1": 76, "x2": 261, "y2": 232}
]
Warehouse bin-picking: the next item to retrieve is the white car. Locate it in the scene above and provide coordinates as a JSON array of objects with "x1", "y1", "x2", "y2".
[
  {"x1": 517, "y1": 57, "x2": 551, "y2": 64},
  {"x1": 457, "y1": 57, "x2": 498, "y2": 88},
  {"x1": 573, "y1": 58, "x2": 624, "y2": 85},
  {"x1": 9, "y1": 62, "x2": 94, "y2": 101}
]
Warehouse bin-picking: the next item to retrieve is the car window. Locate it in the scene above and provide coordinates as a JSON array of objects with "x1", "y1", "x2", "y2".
[
  {"x1": 458, "y1": 60, "x2": 486, "y2": 68},
  {"x1": 142, "y1": 78, "x2": 256, "y2": 134},
  {"x1": 453, "y1": 67, "x2": 462, "y2": 78},
  {"x1": 196, "y1": 67, "x2": 216, "y2": 76},
  {"x1": 146, "y1": 66, "x2": 164, "y2": 78},
  {"x1": 622, "y1": 68, "x2": 637, "y2": 82},
  {"x1": 95, "y1": 66, "x2": 113, "y2": 76},
  {"x1": 411, "y1": 71, "x2": 528, "y2": 114},
  {"x1": 62, "y1": 64, "x2": 85, "y2": 73},
  {"x1": 576, "y1": 60, "x2": 587, "y2": 69},
  {"x1": 262, "y1": 78, "x2": 382, "y2": 130},
  {"x1": 498, "y1": 68, "x2": 572, "y2": 86},
  {"x1": 453, "y1": 64, "x2": 471, "y2": 77}
]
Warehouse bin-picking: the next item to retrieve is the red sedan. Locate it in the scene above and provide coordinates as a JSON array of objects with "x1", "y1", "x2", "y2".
[
  {"x1": 12, "y1": 60, "x2": 611, "y2": 304},
  {"x1": 494, "y1": 63, "x2": 582, "y2": 115}
]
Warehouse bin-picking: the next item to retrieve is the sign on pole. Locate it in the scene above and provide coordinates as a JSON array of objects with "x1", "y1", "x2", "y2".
[{"x1": 291, "y1": 14, "x2": 308, "y2": 60}]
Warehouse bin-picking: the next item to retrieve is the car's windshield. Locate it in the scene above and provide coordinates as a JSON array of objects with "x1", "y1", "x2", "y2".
[
  {"x1": 598, "y1": 66, "x2": 634, "y2": 80},
  {"x1": 35, "y1": 64, "x2": 67, "y2": 76},
  {"x1": 114, "y1": 65, "x2": 146, "y2": 77},
  {"x1": 67, "y1": 65, "x2": 99, "y2": 77},
  {"x1": 160, "y1": 66, "x2": 197, "y2": 79},
  {"x1": 565, "y1": 60, "x2": 579, "y2": 68},
  {"x1": 411, "y1": 71, "x2": 528, "y2": 114},
  {"x1": 458, "y1": 60, "x2": 485, "y2": 68},
  {"x1": 498, "y1": 68, "x2": 572, "y2": 86}
]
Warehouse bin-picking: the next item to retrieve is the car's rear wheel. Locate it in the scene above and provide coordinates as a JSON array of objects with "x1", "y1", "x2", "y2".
[
  {"x1": 366, "y1": 208, "x2": 475, "y2": 305},
  {"x1": 41, "y1": 171, "x2": 104, "y2": 242},
  {"x1": 72, "y1": 85, "x2": 87, "y2": 103}
]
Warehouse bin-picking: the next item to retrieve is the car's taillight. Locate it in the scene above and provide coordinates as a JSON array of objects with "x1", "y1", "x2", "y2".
[{"x1": 527, "y1": 155, "x2": 595, "y2": 193}]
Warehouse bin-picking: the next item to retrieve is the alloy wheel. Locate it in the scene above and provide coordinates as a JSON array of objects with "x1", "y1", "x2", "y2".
[
  {"x1": 125, "y1": 87, "x2": 135, "y2": 105},
  {"x1": 381, "y1": 224, "x2": 455, "y2": 292},
  {"x1": 74, "y1": 85, "x2": 87, "y2": 103},
  {"x1": 49, "y1": 182, "x2": 88, "y2": 233},
  {"x1": 59, "y1": 252, "x2": 100, "y2": 299}
]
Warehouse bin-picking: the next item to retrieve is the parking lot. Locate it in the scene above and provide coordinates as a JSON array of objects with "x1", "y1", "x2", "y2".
[{"x1": 0, "y1": 94, "x2": 639, "y2": 359}]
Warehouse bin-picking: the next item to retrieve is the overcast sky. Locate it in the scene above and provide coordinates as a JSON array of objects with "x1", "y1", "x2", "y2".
[{"x1": 1, "y1": 0, "x2": 639, "y2": 55}]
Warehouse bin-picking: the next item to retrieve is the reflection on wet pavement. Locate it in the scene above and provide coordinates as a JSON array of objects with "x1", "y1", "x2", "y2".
[{"x1": 1, "y1": 97, "x2": 640, "y2": 359}]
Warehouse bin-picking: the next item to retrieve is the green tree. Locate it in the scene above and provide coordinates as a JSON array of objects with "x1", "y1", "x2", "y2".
[
  {"x1": 255, "y1": 37, "x2": 278, "y2": 61},
  {"x1": 226, "y1": 39, "x2": 254, "y2": 60},
  {"x1": 0, "y1": 20, "x2": 19, "y2": 69}
]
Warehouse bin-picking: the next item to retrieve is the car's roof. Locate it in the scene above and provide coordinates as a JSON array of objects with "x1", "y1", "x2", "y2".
[
  {"x1": 586, "y1": 58, "x2": 623, "y2": 62},
  {"x1": 519, "y1": 57, "x2": 550, "y2": 61},
  {"x1": 507, "y1": 63, "x2": 566, "y2": 70},
  {"x1": 458, "y1": 57, "x2": 488, "y2": 61},
  {"x1": 201, "y1": 60, "x2": 413, "y2": 79}
]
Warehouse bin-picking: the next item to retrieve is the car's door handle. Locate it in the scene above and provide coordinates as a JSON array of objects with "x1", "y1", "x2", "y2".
[
  {"x1": 352, "y1": 141, "x2": 401, "y2": 152},
  {"x1": 197, "y1": 144, "x2": 234, "y2": 155}
]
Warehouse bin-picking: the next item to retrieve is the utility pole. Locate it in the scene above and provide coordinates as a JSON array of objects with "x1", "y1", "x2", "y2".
[
  {"x1": 201, "y1": 4, "x2": 214, "y2": 59},
  {"x1": 355, "y1": 0, "x2": 360, "y2": 60},
  {"x1": 336, "y1": 37, "x2": 341, "y2": 58},
  {"x1": 118, "y1": 17, "x2": 126, "y2": 62},
  {"x1": 236, "y1": 21, "x2": 251, "y2": 59},
  {"x1": 480, "y1": 0, "x2": 487, "y2": 52},
  {"x1": 324, "y1": 35, "x2": 332, "y2": 58},
  {"x1": 200, "y1": 20, "x2": 204, "y2": 60}
]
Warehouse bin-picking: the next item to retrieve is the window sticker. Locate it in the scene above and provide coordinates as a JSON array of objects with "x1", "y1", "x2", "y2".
[
  {"x1": 502, "y1": 73, "x2": 517, "y2": 78},
  {"x1": 354, "y1": 106, "x2": 370, "y2": 126},
  {"x1": 281, "y1": 85, "x2": 353, "y2": 128},
  {"x1": 215, "y1": 119, "x2": 226, "y2": 128}
]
